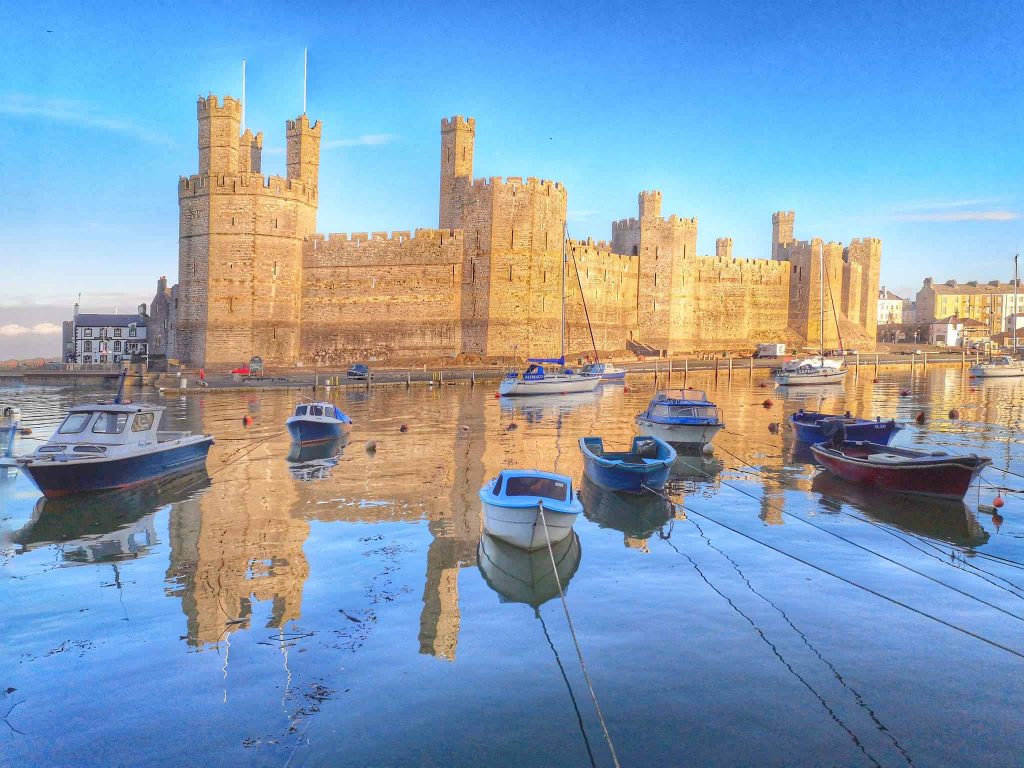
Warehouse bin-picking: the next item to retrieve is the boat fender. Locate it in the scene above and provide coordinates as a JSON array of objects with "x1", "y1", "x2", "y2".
[
  {"x1": 768, "y1": 423, "x2": 779, "y2": 434},
  {"x1": 506, "y1": 423, "x2": 518, "y2": 431},
  {"x1": 948, "y1": 409, "x2": 960, "y2": 420},
  {"x1": 900, "y1": 389, "x2": 910, "y2": 397},
  {"x1": 915, "y1": 411, "x2": 925, "y2": 424},
  {"x1": 701, "y1": 443, "x2": 715, "y2": 456},
  {"x1": 399, "y1": 424, "x2": 409, "y2": 433},
  {"x1": 19, "y1": 428, "x2": 32, "y2": 436},
  {"x1": 871, "y1": 378, "x2": 880, "y2": 383},
  {"x1": 365, "y1": 440, "x2": 378, "y2": 453},
  {"x1": 242, "y1": 415, "x2": 253, "y2": 426},
  {"x1": 762, "y1": 398, "x2": 773, "y2": 408}
]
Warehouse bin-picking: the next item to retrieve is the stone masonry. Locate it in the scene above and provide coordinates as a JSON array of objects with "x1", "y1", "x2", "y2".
[{"x1": 163, "y1": 95, "x2": 881, "y2": 366}]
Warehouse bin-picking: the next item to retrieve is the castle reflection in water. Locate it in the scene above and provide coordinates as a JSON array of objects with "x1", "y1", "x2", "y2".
[{"x1": 21, "y1": 371, "x2": 994, "y2": 660}]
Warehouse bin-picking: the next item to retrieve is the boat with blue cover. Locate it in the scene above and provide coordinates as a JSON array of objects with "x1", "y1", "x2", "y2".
[
  {"x1": 1, "y1": 405, "x2": 20, "y2": 458},
  {"x1": 18, "y1": 374, "x2": 213, "y2": 498},
  {"x1": 578, "y1": 435, "x2": 676, "y2": 494},
  {"x1": 480, "y1": 469, "x2": 584, "y2": 550},
  {"x1": 286, "y1": 401, "x2": 352, "y2": 444},
  {"x1": 790, "y1": 409, "x2": 900, "y2": 446},
  {"x1": 635, "y1": 389, "x2": 724, "y2": 449}
]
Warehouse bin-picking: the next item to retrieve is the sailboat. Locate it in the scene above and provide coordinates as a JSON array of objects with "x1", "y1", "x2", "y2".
[
  {"x1": 970, "y1": 254, "x2": 1024, "y2": 379},
  {"x1": 774, "y1": 241, "x2": 848, "y2": 386},
  {"x1": 498, "y1": 227, "x2": 601, "y2": 397}
]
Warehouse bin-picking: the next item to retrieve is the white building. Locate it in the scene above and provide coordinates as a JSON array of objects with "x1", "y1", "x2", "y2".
[
  {"x1": 877, "y1": 287, "x2": 906, "y2": 325},
  {"x1": 67, "y1": 306, "x2": 148, "y2": 364},
  {"x1": 928, "y1": 315, "x2": 988, "y2": 347}
]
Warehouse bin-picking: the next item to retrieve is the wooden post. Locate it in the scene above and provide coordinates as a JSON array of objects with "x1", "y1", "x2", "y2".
[
  {"x1": 855, "y1": 352, "x2": 860, "y2": 377},
  {"x1": 961, "y1": 350, "x2": 966, "y2": 369},
  {"x1": 749, "y1": 356, "x2": 753, "y2": 379},
  {"x1": 406, "y1": 371, "x2": 411, "y2": 387},
  {"x1": 923, "y1": 351, "x2": 928, "y2": 370},
  {"x1": 683, "y1": 358, "x2": 688, "y2": 388},
  {"x1": 471, "y1": 370, "x2": 476, "y2": 386},
  {"x1": 874, "y1": 354, "x2": 879, "y2": 377},
  {"x1": 439, "y1": 369, "x2": 443, "y2": 385},
  {"x1": 366, "y1": 371, "x2": 372, "y2": 390},
  {"x1": 668, "y1": 359, "x2": 673, "y2": 384},
  {"x1": 728, "y1": 357, "x2": 733, "y2": 380},
  {"x1": 714, "y1": 357, "x2": 719, "y2": 383},
  {"x1": 911, "y1": 353, "x2": 916, "y2": 375}
]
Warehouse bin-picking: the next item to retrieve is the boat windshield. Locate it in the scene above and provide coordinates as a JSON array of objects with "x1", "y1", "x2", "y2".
[
  {"x1": 92, "y1": 412, "x2": 128, "y2": 434},
  {"x1": 504, "y1": 476, "x2": 569, "y2": 502},
  {"x1": 58, "y1": 412, "x2": 92, "y2": 434},
  {"x1": 652, "y1": 404, "x2": 718, "y2": 420},
  {"x1": 295, "y1": 405, "x2": 308, "y2": 416},
  {"x1": 310, "y1": 405, "x2": 323, "y2": 416}
]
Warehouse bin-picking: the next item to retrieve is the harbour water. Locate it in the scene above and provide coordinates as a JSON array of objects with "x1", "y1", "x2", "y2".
[{"x1": 2, "y1": 367, "x2": 1023, "y2": 767}]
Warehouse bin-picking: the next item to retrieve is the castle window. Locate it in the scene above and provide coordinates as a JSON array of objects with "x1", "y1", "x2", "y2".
[
  {"x1": 191, "y1": 260, "x2": 196, "y2": 278},
  {"x1": 231, "y1": 216, "x2": 235, "y2": 226},
  {"x1": 509, "y1": 265, "x2": 513, "y2": 281},
  {"x1": 273, "y1": 261, "x2": 279, "y2": 278},
  {"x1": 273, "y1": 218, "x2": 279, "y2": 229},
  {"x1": 229, "y1": 298, "x2": 233, "y2": 312},
  {"x1": 274, "y1": 327, "x2": 278, "y2": 339},
  {"x1": 511, "y1": 229, "x2": 514, "y2": 247}
]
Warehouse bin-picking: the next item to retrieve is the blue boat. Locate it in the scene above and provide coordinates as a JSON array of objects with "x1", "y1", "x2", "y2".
[
  {"x1": 18, "y1": 376, "x2": 213, "y2": 498},
  {"x1": 790, "y1": 409, "x2": 899, "y2": 446},
  {"x1": 578, "y1": 435, "x2": 676, "y2": 494},
  {"x1": 286, "y1": 401, "x2": 352, "y2": 444},
  {"x1": 480, "y1": 469, "x2": 584, "y2": 550}
]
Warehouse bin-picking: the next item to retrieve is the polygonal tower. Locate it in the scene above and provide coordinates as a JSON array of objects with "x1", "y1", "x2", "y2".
[
  {"x1": 177, "y1": 95, "x2": 320, "y2": 366},
  {"x1": 439, "y1": 116, "x2": 475, "y2": 230}
]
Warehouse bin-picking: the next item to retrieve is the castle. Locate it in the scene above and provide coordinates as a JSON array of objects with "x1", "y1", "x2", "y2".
[{"x1": 150, "y1": 95, "x2": 880, "y2": 366}]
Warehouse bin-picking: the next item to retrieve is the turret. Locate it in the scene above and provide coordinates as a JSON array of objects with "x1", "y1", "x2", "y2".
[
  {"x1": 286, "y1": 114, "x2": 321, "y2": 188},
  {"x1": 772, "y1": 210, "x2": 795, "y2": 259},
  {"x1": 197, "y1": 95, "x2": 241, "y2": 175},
  {"x1": 638, "y1": 190, "x2": 662, "y2": 220},
  {"x1": 439, "y1": 116, "x2": 475, "y2": 229},
  {"x1": 238, "y1": 128, "x2": 264, "y2": 174},
  {"x1": 716, "y1": 237, "x2": 733, "y2": 259}
]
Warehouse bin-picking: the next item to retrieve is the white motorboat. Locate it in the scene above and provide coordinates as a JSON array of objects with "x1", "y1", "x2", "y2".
[
  {"x1": 479, "y1": 469, "x2": 583, "y2": 551},
  {"x1": 774, "y1": 356, "x2": 848, "y2": 386},
  {"x1": 634, "y1": 389, "x2": 725, "y2": 448}
]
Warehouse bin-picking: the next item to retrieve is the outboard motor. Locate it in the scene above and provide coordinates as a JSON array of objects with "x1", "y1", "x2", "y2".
[{"x1": 820, "y1": 419, "x2": 847, "y2": 450}]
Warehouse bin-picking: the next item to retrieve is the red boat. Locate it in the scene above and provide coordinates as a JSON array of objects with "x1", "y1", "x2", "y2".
[{"x1": 810, "y1": 441, "x2": 992, "y2": 500}]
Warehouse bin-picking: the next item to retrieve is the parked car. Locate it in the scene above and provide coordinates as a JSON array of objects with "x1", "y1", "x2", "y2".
[
  {"x1": 843, "y1": 349, "x2": 860, "y2": 356},
  {"x1": 347, "y1": 363, "x2": 370, "y2": 380},
  {"x1": 753, "y1": 343, "x2": 786, "y2": 359}
]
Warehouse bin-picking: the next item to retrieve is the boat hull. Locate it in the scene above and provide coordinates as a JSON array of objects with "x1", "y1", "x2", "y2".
[
  {"x1": 969, "y1": 365, "x2": 1024, "y2": 378},
  {"x1": 634, "y1": 416, "x2": 723, "y2": 448},
  {"x1": 810, "y1": 443, "x2": 990, "y2": 500},
  {"x1": 482, "y1": 500, "x2": 579, "y2": 551},
  {"x1": 600, "y1": 370, "x2": 626, "y2": 381},
  {"x1": 22, "y1": 437, "x2": 214, "y2": 498},
  {"x1": 286, "y1": 417, "x2": 349, "y2": 444},
  {"x1": 498, "y1": 375, "x2": 600, "y2": 397},
  {"x1": 790, "y1": 414, "x2": 898, "y2": 445},
  {"x1": 774, "y1": 368, "x2": 847, "y2": 386},
  {"x1": 477, "y1": 530, "x2": 582, "y2": 607},
  {"x1": 579, "y1": 436, "x2": 676, "y2": 494}
]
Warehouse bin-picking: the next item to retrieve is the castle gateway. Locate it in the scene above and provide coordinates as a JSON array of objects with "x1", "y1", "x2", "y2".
[{"x1": 154, "y1": 95, "x2": 880, "y2": 366}]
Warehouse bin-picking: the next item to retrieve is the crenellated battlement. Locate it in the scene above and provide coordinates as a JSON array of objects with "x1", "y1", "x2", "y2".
[
  {"x1": 197, "y1": 94, "x2": 241, "y2": 116},
  {"x1": 286, "y1": 115, "x2": 322, "y2": 136},
  {"x1": 303, "y1": 228, "x2": 463, "y2": 270},
  {"x1": 309, "y1": 228, "x2": 462, "y2": 246},
  {"x1": 469, "y1": 175, "x2": 566, "y2": 195},
  {"x1": 441, "y1": 115, "x2": 476, "y2": 131},
  {"x1": 178, "y1": 173, "x2": 318, "y2": 203}
]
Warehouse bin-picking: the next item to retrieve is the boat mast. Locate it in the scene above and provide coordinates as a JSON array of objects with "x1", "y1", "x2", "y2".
[
  {"x1": 819, "y1": 240, "x2": 825, "y2": 359},
  {"x1": 1015, "y1": 253, "x2": 1019, "y2": 357},
  {"x1": 561, "y1": 223, "x2": 567, "y2": 364}
]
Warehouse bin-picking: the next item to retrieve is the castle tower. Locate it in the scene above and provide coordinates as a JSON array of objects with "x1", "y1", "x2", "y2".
[
  {"x1": 286, "y1": 114, "x2": 321, "y2": 187},
  {"x1": 177, "y1": 95, "x2": 319, "y2": 366},
  {"x1": 716, "y1": 237, "x2": 733, "y2": 259},
  {"x1": 638, "y1": 190, "x2": 662, "y2": 219},
  {"x1": 439, "y1": 116, "x2": 475, "y2": 229},
  {"x1": 772, "y1": 210, "x2": 795, "y2": 260},
  {"x1": 197, "y1": 95, "x2": 241, "y2": 175}
]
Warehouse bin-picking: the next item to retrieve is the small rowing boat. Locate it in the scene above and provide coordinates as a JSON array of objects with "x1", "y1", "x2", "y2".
[
  {"x1": 790, "y1": 409, "x2": 899, "y2": 446},
  {"x1": 810, "y1": 441, "x2": 991, "y2": 500},
  {"x1": 479, "y1": 469, "x2": 583, "y2": 550},
  {"x1": 578, "y1": 435, "x2": 676, "y2": 494}
]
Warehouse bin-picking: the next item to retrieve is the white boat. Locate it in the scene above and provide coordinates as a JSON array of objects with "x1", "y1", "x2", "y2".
[
  {"x1": 634, "y1": 389, "x2": 725, "y2": 448},
  {"x1": 580, "y1": 362, "x2": 627, "y2": 381},
  {"x1": 499, "y1": 227, "x2": 602, "y2": 398},
  {"x1": 477, "y1": 530, "x2": 582, "y2": 608},
  {"x1": 479, "y1": 469, "x2": 583, "y2": 551},
  {"x1": 971, "y1": 255, "x2": 1024, "y2": 378},
  {"x1": 774, "y1": 240, "x2": 846, "y2": 386},
  {"x1": 774, "y1": 356, "x2": 848, "y2": 386},
  {"x1": 970, "y1": 355, "x2": 1024, "y2": 378}
]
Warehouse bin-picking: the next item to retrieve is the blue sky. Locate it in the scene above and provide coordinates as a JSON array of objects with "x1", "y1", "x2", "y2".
[{"x1": 2, "y1": 0, "x2": 1022, "y2": 357}]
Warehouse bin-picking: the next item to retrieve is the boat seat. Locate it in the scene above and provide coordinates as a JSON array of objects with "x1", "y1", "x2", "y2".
[{"x1": 869, "y1": 453, "x2": 907, "y2": 463}]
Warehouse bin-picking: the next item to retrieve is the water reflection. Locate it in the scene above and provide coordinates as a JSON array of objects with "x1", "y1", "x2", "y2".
[
  {"x1": 580, "y1": 478, "x2": 674, "y2": 552},
  {"x1": 10, "y1": 469, "x2": 211, "y2": 564},
  {"x1": 811, "y1": 471, "x2": 989, "y2": 546},
  {"x1": 286, "y1": 435, "x2": 349, "y2": 481},
  {"x1": 478, "y1": 530, "x2": 581, "y2": 607}
]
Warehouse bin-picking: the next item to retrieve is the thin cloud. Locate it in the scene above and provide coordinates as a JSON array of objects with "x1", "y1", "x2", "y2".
[
  {"x1": 322, "y1": 134, "x2": 397, "y2": 149},
  {"x1": 0, "y1": 94, "x2": 174, "y2": 145},
  {"x1": 0, "y1": 323, "x2": 63, "y2": 337},
  {"x1": 894, "y1": 198, "x2": 1001, "y2": 212},
  {"x1": 893, "y1": 211, "x2": 1020, "y2": 222},
  {"x1": 567, "y1": 210, "x2": 598, "y2": 222}
]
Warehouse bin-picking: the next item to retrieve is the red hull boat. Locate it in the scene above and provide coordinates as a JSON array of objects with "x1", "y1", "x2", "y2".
[{"x1": 810, "y1": 441, "x2": 992, "y2": 500}]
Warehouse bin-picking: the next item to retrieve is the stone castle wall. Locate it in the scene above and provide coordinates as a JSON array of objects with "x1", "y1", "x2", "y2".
[
  {"x1": 300, "y1": 229, "x2": 463, "y2": 363},
  {"x1": 167, "y1": 96, "x2": 881, "y2": 365}
]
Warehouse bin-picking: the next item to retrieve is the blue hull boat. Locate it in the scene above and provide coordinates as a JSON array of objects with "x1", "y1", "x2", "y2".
[
  {"x1": 578, "y1": 435, "x2": 676, "y2": 494},
  {"x1": 790, "y1": 410, "x2": 899, "y2": 446},
  {"x1": 22, "y1": 437, "x2": 212, "y2": 497},
  {"x1": 286, "y1": 401, "x2": 353, "y2": 444}
]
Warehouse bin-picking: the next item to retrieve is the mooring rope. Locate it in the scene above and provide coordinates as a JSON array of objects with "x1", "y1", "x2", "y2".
[
  {"x1": 537, "y1": 501, "x2": 621, "y2": 768},
  {"x1": 640, "y1": 484, "x2": 1024, "y2": 661}
]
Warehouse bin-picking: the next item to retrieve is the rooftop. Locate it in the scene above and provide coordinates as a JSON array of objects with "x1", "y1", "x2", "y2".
[{"x1": 74, "y1": 314, "x2": 146, "y2": 327}]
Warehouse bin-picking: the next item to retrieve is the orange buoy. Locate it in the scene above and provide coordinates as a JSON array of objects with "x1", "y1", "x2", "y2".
[
  {"x1": 871, "y1": 378, "x2": 879, "y2": 384},
  {"x1": 507, "y1": 423, "x2": 518, "y2": 431},
  {"x1": 494, "y1": 392, "x2": 501, "y2": 398},
  {"x1": 762, "y1": 398, "x2": 774, "y2": 408},
  {"x1": 948, "y1": 409, "x2": 960, "y2": 420},
  {"x1": 18, "y1": 427, "x2": 32, "y2": 436},
  {"x1": 915, "y1": 411, "x2": 925, "y2": 424},
  {"x1": 993, "y1": 495, "x2": 1005, "y2": 509},
  {"x1": 399, "y1": 424, "x2": 409, "y2": 433},
  {"x1": 623, "y1": 386, "x2": 630, "y2": 393},
  {"x1": 768, "y1": 422, "x2": 779, "y2": 434},
  {"x1": 242, "y1": 415, "x2": 253, "y2": 426}
]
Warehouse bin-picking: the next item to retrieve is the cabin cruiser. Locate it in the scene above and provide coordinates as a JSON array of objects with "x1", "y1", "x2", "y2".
[
  {"x1": 969, "y1": 355, "x2": 1024, "y2": 379},
  {"x1": 635, "y1": 389, "x2": 724, "y2": 449},
  {"x1": 18, "y1": 383, "x2": 212, "y2": 498},
  {"x1": 498, "y1": 360, "x2": 600, "y2": 396},
  {"x1": 580, "y1": 362, "x2": 626, "y2": 381},
  {"x1": 773, "y1": 356, "x2": 847, "y2": 386},
  {"x1": 286, "y1": 401, "x2": 352, "y2": 444}
]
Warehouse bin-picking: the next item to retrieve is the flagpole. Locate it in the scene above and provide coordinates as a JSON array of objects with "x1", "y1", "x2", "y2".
[
  {"x1": 303, "y1": 48, "x2": 308, "y2": 115},
  {"x1": 241, "y1": 58, "x2": 246, "y2": 131}
]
